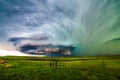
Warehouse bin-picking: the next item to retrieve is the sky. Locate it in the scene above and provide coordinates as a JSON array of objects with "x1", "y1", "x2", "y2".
[{"x1": 0, "y1": 0, "x2": 120, "y2": 56}]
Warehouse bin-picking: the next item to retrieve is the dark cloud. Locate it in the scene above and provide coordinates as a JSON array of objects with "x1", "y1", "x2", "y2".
[
  {"x1": 9, "y1": 33, "x2": 51, "y2": 45},
  {"x1": 8, "y1": 32, "x2": 76, "y2": 56},
  {"x1": 16, "y1": 43, "x2": 75, "y2": 56}
]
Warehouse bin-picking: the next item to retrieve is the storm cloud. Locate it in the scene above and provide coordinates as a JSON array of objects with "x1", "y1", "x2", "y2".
[{"x1": 0, "y1": 0, "x2": 120, "y2": 56}]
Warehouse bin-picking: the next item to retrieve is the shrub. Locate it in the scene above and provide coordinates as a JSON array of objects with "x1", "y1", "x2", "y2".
[
  {"x1": 5, "y1": 64, "x2": 13, "y2": 68},
  {"x1": 0, "y1": 60, "x2": 5, "y2": 64}
]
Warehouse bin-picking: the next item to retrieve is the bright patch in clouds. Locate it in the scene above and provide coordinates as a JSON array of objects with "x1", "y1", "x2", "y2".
[
  {"x1": 0, "y1": 49, "x2": 45, "y2": 56},
  {"x1": 0, "y1": 49, "x2": 27, "y2": 56}
]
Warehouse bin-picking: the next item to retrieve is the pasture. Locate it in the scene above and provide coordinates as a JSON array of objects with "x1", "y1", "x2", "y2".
[{"x1": 0, "y1": 56, "x2": 120, "y2": 80}]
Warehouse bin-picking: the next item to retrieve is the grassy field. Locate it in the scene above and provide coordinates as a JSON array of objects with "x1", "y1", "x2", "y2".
[{"x1": 0, "y1": 56, "x2": 120, "y2": 80}]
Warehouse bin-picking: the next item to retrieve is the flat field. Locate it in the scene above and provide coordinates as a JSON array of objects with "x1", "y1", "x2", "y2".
[{"x1": 0, "y1": 56, "x2": 120, "y2": 80}]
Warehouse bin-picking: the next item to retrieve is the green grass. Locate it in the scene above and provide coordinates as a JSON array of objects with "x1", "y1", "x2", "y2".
[{"x1": 0, "y1": 56, "x2": 120, "y2": 80}]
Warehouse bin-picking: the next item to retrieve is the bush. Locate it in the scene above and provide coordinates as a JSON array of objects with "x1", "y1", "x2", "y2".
[
  {"x1": 5, "y1": 64, "x2": 13, "y2": 68},
  {"x1": 0, "y1": 60, "x2": 5, "y2": 64}
]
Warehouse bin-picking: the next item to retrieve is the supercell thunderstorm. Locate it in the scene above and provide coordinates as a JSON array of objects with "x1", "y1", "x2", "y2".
[{"x1": 0, "y1": 0, "x2": 120, "y2": 56}]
